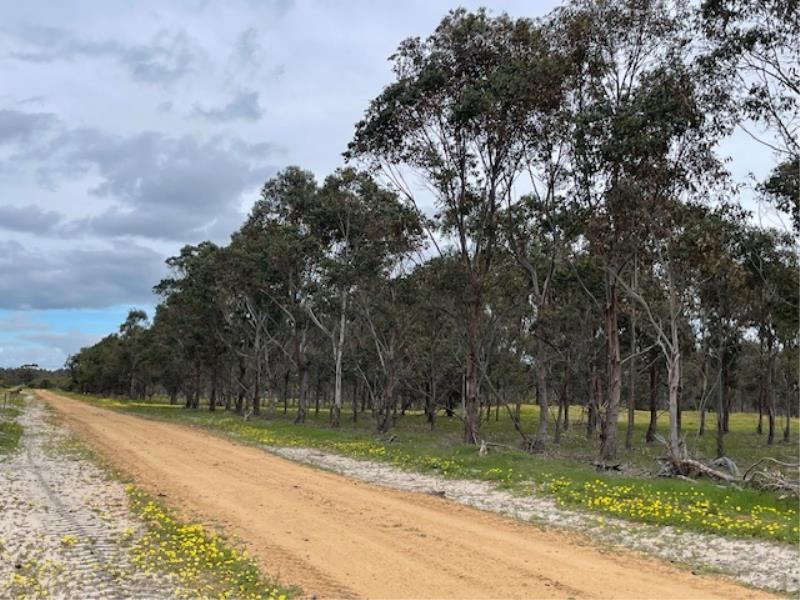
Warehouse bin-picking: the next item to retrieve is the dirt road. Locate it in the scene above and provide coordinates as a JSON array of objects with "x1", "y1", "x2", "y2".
[{"x1": 39, "y1": 391, "x2": 770, "y2": 599}]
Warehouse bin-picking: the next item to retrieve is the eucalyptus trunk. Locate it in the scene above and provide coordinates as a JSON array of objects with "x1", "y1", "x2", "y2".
[
  {"x1": 626, "y1": 258, "x2": 638, "y2": 450},
  {"x1": 698, "y1": 349, "x2": 708, "y2": 436},
  {"x1": 721, "y1": 356, "x2": 730, "y2": 434},
  {"x1": 251, "y1": 370, "x2": 261, "y2": 416},
  {"x1": 464, "y1": 337, "x2": 481, "y2": 445},
  {"x1": 533, "y1": 358, "x2": 549, "y2": 452},
  {"x1": 331, "y1": 291, "x2": 347, "y2": 428},
  {"x1": 716, "y1": 341, "x2": 726, "y2": 458},
  {"x1": 666, "y1": 352, "x2": 681, "y2": 456},
  {"x1": 646, "y1": 362, "x2": 658, "y2": 443},
  {"x1": 601, "y1": 282, "x2": 622, "y2": 462},
  {"x1": 294, "y1": 324, "x2": 308, "y2": 424},
  {"x1": 587, "y1": 363, "x2": 602, "y2": 439},
  {"x1": 757, "y1": 340, "x2": 765, "y2": 434},
  {"x1": 783, "y1": 391, "x2": 791, "y2": 442},
  {"x1": 766, "y1": 345, "x2": 776, "y2": 445},
  {"x1": 295, "y1": 366, "x2": 308, "y2": 424},
  {"x1": 209, "y1": 369, "x2": 218, "y2": 412},
  {"x1": 562, "y1": 370, "x2": 570, "y2": 431}
]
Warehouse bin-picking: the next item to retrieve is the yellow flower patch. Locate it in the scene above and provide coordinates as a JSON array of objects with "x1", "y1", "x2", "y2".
[
  {"x1": 125, "y1": 485, "x2": 294, "y2": 599},
  {"x1": 540, "y1": 476, "x2": 797, "y2": 543}
]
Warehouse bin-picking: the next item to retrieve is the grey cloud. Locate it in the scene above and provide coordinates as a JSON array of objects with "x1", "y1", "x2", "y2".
[
  {"x1": 17, "y1": 96, "x2": 46, "y2": 105},
  {"x1": 267, "y1": 0, "x2": 294, "y2": 16},
  {"x1": 268, "y1": 64, "x2": 286, "y2": 78},
  {"x1": 119, "y1": 31, "x2": 201, "y2": 85},
  {"x1": 9, "y1": 118, "x2": 284, "y2": 241},
  {"x1": 0, "y1": 239, "x2": 165, "y2": 310},
  {"x1": 239, "y1": 0, "x2": 294, "y2": 17},
  {"x1": 193, "y1": 91, "x2": 264, "y2": 122},
  {"x1": 58, "y1": 132, "x2": 278, "y2": 241},
  {"x1": 0, "y1": 109, "x2": 57, "y2": 145},
  {"x1": 228, "y1": 28, "x2": 284, "y2": 80},
  {"x1": 235, "y1": 28, "x2": 262, "y2": 68},
  {"x1": 0, "y1": 204, "x2": 64, "y2": 234},
  {"x1": 229, "y1": 139, "x2": 283, "y2": 157},
  {"x1": 9, "y1": 27, "x2": 202, "y2": 86}
]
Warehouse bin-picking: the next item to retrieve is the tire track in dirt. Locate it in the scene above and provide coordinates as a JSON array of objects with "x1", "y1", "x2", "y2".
[
  {"x1": 40, "y1": 391, "x2": 775, "y2": 600},
  {"x1": 1, "y1": 395, "x2": 177, "y2": 599},
  {"x1": 24, "y1": 441, "x2": 124, "y2": 598}
]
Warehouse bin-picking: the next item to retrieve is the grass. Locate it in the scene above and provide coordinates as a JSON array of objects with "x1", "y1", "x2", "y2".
[
  {"x1": 0, "y1": 390, "x2": 23, "y2": 455},
  {"x1": 124, "y1": 486, "x2": 296, "y2": 600},
  {"x1": 60, "y1": 391, "x2": 800, "y2": 545}
]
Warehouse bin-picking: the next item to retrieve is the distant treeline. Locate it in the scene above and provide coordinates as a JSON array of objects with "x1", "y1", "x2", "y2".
[{"x1": 0, "y1": 366, "x2": 69, "y2": 390}]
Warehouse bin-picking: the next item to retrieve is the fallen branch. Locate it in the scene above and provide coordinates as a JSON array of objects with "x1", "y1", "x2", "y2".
[
  {"x1": 674, "y1": 457, "x2": 738, "y2": 482},
  {"x1": 743, "y1": 457, "x2": 800, "y2": 482},
  {"x1": 653, "y1": 435, "x2": 799, "y2": 497},
  {"x1": 743, "y1": 458, "x2": 800, "y2": 498},
  {"x1": 710, "y1": 456, "x2": 741, "y2": 478},
  {"x1": 591, "y1": 462, "x2": 623, "y2": 471},
  {"x1": 481, "y1": 440, "x2": 530, "y2": 454}
]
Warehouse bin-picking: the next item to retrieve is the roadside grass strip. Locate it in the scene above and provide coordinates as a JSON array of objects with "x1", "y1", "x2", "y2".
[
  {"x1": 0, "y1": 420, "x2": 23, "y2": 455},
  {"x1": 0, "y1": 392, "x2": 23, "y2": 455},
  {"x1": 125, "y1": 486, "x2": 296, "y2": 600}
]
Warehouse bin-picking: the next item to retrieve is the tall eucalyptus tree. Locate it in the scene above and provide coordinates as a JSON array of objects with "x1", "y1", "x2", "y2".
[{"x1": 350, "y1": 9, "x2": 565, "y2": 444}]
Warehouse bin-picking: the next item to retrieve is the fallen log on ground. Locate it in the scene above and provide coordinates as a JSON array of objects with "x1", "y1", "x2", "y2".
[{"x1": 654, "y1": 434, "x2": 799, "y2": 497}]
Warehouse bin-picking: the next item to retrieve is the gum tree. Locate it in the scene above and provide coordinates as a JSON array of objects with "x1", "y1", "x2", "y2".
[
  {"x1": 310, "y1": 169, "x2": 423, "y2": 427},
  {"x1": 241, "y1": 167, "x2": 321, "y2": 423},
  {"x1": 549, "y1": 0, "x2": 726, "y2": 461},
  {"x1": 349, "y1": 9, "x2": 564, "y2": 444}
]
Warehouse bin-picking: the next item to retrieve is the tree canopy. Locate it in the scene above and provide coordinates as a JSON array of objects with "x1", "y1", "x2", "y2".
[{"x1": 68, "y1": 0, "x2": 799, "y2": 462}]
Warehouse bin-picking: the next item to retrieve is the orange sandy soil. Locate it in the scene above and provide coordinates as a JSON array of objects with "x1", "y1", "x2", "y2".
[{"x1": 38, "y1": 390, "x2": 774, "y2": 600}]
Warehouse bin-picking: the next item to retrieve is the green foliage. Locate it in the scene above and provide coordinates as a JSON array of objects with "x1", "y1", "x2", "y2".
[
  {"x1": 759, "y1": 156, "x2": 800, "y2": 233},
  {"x1": 0, "y1": 367, "x2": 69, "y2": 389}
]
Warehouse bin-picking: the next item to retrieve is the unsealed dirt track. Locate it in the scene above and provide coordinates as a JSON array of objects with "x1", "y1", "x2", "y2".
[{"x1": 39, "y1": 391, "x2": 772, "y2": 600}]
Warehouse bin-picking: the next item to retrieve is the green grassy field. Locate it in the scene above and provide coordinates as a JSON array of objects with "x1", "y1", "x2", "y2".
[
  {"x1": 0, "y1": 390, "x2": 23, "y2": 455},
  {"x1": 59, "y1": 391, "x2": 799, "y2": 545}
]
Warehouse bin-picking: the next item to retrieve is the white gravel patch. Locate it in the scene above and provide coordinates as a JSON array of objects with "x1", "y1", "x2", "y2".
[
  {"x1": 269, "y1": 445, "x2": 800, "y2": 595},
  {"x1": 0, "y1": 395, "x2": 179, "y2": 599}
]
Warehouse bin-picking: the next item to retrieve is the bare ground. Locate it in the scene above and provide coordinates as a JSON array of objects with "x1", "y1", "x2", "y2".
[
  {"x1": 0, "y1": 395, "x2": 180, "y2": 599},
  {"x1": 37, "y1": 390, "x2": 777, "y2": 600},
  {"x1": 270, "y1": 447, "x2": 800, "y2": 595}
]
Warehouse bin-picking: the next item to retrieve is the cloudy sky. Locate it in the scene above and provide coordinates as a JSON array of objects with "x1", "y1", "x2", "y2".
[{"x1": 0, "y1": 0, "x2": 777, "y2": 369}]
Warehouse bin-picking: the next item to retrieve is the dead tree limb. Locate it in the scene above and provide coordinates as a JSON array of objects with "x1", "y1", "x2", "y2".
[{"x1": 654, "y1": 435, "x2": 799, "y2": 497}]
